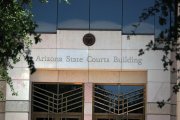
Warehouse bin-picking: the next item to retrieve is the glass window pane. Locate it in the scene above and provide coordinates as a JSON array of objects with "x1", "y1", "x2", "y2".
[
  {"x1": 123, "y1": 0, "x2": 154, "y2": 34},
  {"x1": 32, "y1": 0, "x2": 57, "y2": 32},
  {"x1": 94, "y1": 85, "x2": 144, "y2": 114},
  {"x1": 155, "y1": 14, "x2": 171, "y2": 38},
  {"x1": 58, "y1": 0, "x2": 89, "y2": 29},
  {"x1": 90, "y1": 0, "x2": 122, "y2": 30}
]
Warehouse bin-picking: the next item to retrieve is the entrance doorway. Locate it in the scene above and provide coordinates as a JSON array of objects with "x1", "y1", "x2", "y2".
[
  {"x1": 93, "y1": 85, "x2": 145, "y2": 120},
  {"x1": 31, "y1": 83, "x2": 83, "y2": 120}
]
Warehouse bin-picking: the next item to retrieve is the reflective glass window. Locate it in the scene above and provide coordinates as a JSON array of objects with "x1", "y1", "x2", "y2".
[
  {"x1": 123, "y1": 0, "x2": 154, "y2": 34},
  {"x1": 155, "y1": 13, "x2": 171, "y2": 38},
  {"x1": 94, "y1": 85, "x2": 144, "y2": 114},
  {"x1": 32, "y1": 0, "x2": 57, "y2": 32},
  {"x1": 90, "y1": 0, "x2": 122, "y2": 30},
  {"x1": 58, "y1": 0, "x2": 89, "y2": 29}
]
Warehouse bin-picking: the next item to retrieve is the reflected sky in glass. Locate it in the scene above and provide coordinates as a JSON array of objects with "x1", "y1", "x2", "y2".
[
  {"x1": 155, "y1": 13, "x2": 171, "y2": 38},
  {"x1": 32, "y1": 0, "x2": 57, "y2": 32},
  {"x1": 123, "y1": 0, "x2": 154, "y2": 34},
  {"x1": 90, "y1": 0, "x2": 122, "y2": 30},
  {"x1": 32, "y1": 0, "x2": 171, "y2": 35},
  {"x1": 97, "y1": 85, "x2": 144, "y2": 95},
  {"x1": 58, "y1": 0, "x2": 89, "y2": 29}
]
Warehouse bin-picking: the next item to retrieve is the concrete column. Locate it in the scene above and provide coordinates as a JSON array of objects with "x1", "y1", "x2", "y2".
[
  {"x1": 84, "y1": 83, "x2": 93, "y2": 120},
  {"x1": 0, "y1": 81, "x2": 6, "y2": 120},
  {"x1": 5, "y1": 68, "x2": 30, "y2": 120},
  {"x1": 146, "y1": 70, "x2": 171, "y2": 120},
  {"x1": 177, "y1": 91, "x2": 180, "y2": 120}
]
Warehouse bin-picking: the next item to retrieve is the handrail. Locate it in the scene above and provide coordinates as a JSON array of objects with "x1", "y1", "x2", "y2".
[
  {"x1": 94, "y1": 91, "x2": 117, "y2": 102},
  {"x1": 94, "y1": 100, "x2": 118, "y2": 111},
  {"x1": 32, "y1": 85, "x2": 83, "y2": 113},
  {"x1": 94, "y1": 96, "x2": 118, "y2": 105},
  {"x1": 32, "y1": 104, "x2": 49, "y2": 112},
  {"x1": 126, "y1": 97, "x2": 144, "y2": 104},
  {"x1": 94, "y1": 105, "x2": 117, "y2": 114},
  {"x1": 124, "y1": 101, "x2": 144, "y2": 110},
  {"x1": 95, "y1": 86, "x2": 119, "y2": 97},
  {"x1": 60, "y1": 87, "x2": 82, "y2": 96},
  {"x1": 124, "y1": 88, "x2": 144, "y2": 96},
  {"x1": 33, "y1": 85, "x2": 56, "y2": 95},
  {"x1": 59, "y1": 101, "x2": 82, "y2": 110},
  {"x1": 33, "y1": 90, "x2": 56, "y2": 100},
  {"x1": 62, "y1": 91, "x2": 82, "y2": 99},
  {"x1": 124, "y1": 91, "x2": 143, "y2": 100},
  {"x1": 33, "y1": 95, "x2": 57, "y2": 105},
  {"x1": 94, "y1": 86, "x2": 145, "y2": 115},
  {"x1": 65, "y1": 105, "x2": 83, "y2": 112},
  {"x1": 59, "y1": 95, "x2": 82, "y2": 106}
]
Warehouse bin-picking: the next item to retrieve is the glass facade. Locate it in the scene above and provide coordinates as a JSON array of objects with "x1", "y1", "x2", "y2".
[
  {"x1": 90, "y1": 0, "x2": 122, "y2": 30},
  {"x1": 58, "y1": 0, "x2": 89, "y2": 29},
  {"x1": 31, "y1": 83, "x2": 145, "y2": 120},
  {"x1": 32, "y1": 0, "x2": 57, "y2": 32},
  {"x1": 32, "y1": 0, "x2": 170, "y2": 34},
  {"x1": 32, "y1": 83, "x2": 83, "y2": 120},
  {"x1": 122, "y1": 0, "x2": 154, "y2": 34}
]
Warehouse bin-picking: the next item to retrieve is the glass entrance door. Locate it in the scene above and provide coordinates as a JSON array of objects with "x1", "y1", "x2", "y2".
[
  {"x1": 31, "y1": 83, "x2": 83, "y2": 120},
  {"x1": 93, "y1": 85, "x2": 145, "y2": 120}
]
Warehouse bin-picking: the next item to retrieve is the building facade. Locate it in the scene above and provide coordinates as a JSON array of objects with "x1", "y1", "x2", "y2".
[{"x1": 0, "y1": 0, "x2": 179, "y2": 120}]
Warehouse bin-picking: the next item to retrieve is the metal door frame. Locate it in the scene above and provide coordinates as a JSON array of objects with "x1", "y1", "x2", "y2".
[
  {"x1": 31, "y1": 83, "x2": 84, "y2": 120},
  {"x1": 93, "y1": 113, "x2": 144, "y2": 120},
  {"x1": 32, "y1": 112, "x2": 82, "y2": 120},
  {"x1": 93, "y1": 84, "x2": 146, "y2": 120}
]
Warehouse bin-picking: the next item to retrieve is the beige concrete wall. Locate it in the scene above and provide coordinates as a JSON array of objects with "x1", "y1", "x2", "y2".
[
  {"x1": 31, "y1": 70, "x2": 147, "y2": 84},
  {"x1": 5, "y1": 57, "x2": 30, "y2": 120},
  {"x1": 4, "y1": 30, "x2": 173, "y2": 120},
  {"x1": 30, "y1": 31, "x2": 166, "y2": 71},
  {"x1": 0, "y1": 81, "x2": 6, "y2": 120},
  {"x1": 177, "y1": 92, "x2": 180, "y2": 120}
]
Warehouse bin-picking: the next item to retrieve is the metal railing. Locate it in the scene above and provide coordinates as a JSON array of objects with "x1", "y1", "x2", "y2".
[
  {"x1": 94, "y1": 86, "x2": 145, "y2": 115},
  {"x1": 32, "y1": 84, "x2": 83, "y2": 113}
]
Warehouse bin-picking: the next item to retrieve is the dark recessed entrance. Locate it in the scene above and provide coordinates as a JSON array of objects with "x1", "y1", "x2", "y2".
[
  {"x1": 31, "y1": 83, "x2": 83, "y2": 120},
  {"x1": 93, "y1": 85, "x2": 145, "y2": 120}
]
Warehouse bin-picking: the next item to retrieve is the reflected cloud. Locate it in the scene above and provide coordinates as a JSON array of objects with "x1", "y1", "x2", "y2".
[
  {"x1": 91, "y1": 21, "x2": 121, "y2": 29},
  {"x1": 59, "y1": 19, "x2": 121, "y2": 29},
  {"x1": 59, "y1": 19, "x2": 88, "y2": 28}
]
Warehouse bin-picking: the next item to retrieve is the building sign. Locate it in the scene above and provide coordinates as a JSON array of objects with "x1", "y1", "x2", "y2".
[
  {"x1": 35, "y1": 55, "x2": 142, "y2": 65},
  {"x1": 32, "y1": 49, "x2": 164, "y2": 70}
]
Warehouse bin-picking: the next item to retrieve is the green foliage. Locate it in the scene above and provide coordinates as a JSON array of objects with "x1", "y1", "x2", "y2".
[
  {"x1": 157, "y1": 100, "x2": 165, "y2": 108},
  {"x1": 132, "y1": 0, "x2": 180, "y2": 108},
  {"x1": 0, "y1": 0, "x2": 41, "y2": 100},
  {"x1": 0, "y1": 0, "x2": 69, "y2": 100}
]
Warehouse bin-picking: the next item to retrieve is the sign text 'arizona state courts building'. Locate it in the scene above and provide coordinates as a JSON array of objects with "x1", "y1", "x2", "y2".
[{"x1": 1, "y1": 0, "x2": 180, "y2": 120}]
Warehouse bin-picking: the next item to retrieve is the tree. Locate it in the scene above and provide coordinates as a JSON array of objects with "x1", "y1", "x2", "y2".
[
  {"x1": 130, "y1": 0, "x2": 180, "y2": 107},
  {"x1": 0, "y1": 0, "x2": 39, "y2": 99},
  {"x1": 0, "y1": 0, "x2": 68, "y2": 99}
]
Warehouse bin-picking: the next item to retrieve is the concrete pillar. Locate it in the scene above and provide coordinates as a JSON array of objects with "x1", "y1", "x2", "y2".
[
  {"x1": 0, "y1": 81, "x2": 6, "y2": 120},
  {"x1": 5, "y1": 68, "x2": 30, "y2": 120},
  {"x1": 177, "y1": 91, "x2": 180, "y2": 120},
  {"x1": 84, "y1": 83, "x2": 93, "y2": 120}
]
